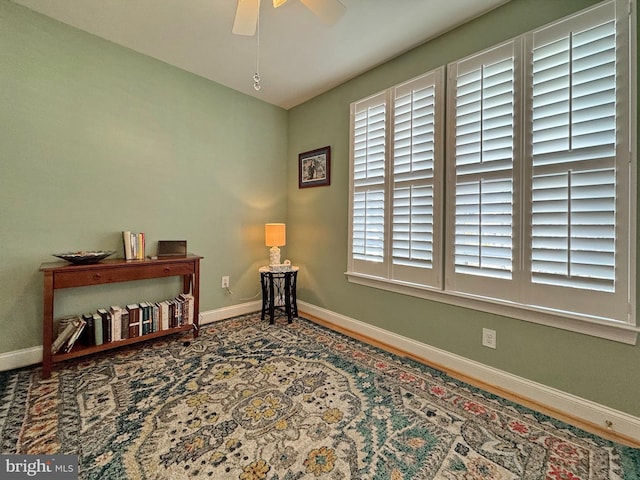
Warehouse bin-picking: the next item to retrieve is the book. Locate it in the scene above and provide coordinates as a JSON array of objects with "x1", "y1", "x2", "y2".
[
  {"x1": 51, "y1": 317, "x2": 81, "y2": 354},
  {"x1": 82, "y1": 313, "x2": 95, "y2": 346},
  {"x1": 152, "y1": 303, "x2": 159, "y2": 332},
  {"x1": 56, "y1": 315, "x2": 78, "y2": 337},
  {"x1": 179, "y1": 293, "x2": 194, "y2": 325},
  {"x1": 139, "y1": 302, "x2": 151, "y2": 335},
  {"x1": 176, "y1": 298, "x2": 184, "y2": 326},
  {"x1": 109, "y1": 305, "x2": 122, "y2": 342},
  {"x1": 137, "y1": 233, "x2": 145, "y2": 260},
  {"x1": 127, "y1": 304, "x2": 140, "y2": 338},
  {"x1": 158, "y1": 300, "x2": 169, "y2": 330},
  {"x1": 97, "y1": 308, "x2": 111, "y2": 343},
  {"x1": 123, "y1": 231, "x2": 133, "y2": 260},
  {"x1": 121, "y1": 310, "x2": 130, "y2": 340},
  {"x1": 93, "y1": 313, "x2": 103, "y2": 346},
  {"x1": 64, "y1": 318, "x2": 87, "y2": 353},
  {"x1": 168, "y1": 299, "x2": 178, "y2": 328},
  {"x1": 177, "y1": 295, "x2": 186, "y2": 326}
]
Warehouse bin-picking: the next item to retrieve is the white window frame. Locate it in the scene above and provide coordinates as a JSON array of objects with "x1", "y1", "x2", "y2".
[{"x1": 346, "y1": 0, "x2": 638, "y2": 345}]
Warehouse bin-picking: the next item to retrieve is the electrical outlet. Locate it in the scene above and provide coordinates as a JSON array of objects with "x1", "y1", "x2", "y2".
[
  {"x1": 482, "y1": 328, "x2": 497, "y2": 349},
  {"x1": 221, "y1": 276, "x2": 230, "y2": 289}
]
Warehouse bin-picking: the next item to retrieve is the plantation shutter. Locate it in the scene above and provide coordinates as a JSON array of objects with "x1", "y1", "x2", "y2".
[
  {"x1": 349, "y1": 0, "x2": 632, "y2": 333},
  {"x1": 391, "y1": 69, "x2": 444, "y2": 286},
  {"x1": 446, "y1": 41, "x2": 520, "y2": 297},
  {"x1": 351, "y1": 93, "x2": 387, "y2": 275},
  {"x1": 530, "y1": 9, "x2": 616, "y2": 291},
  {"x1": 524, "y1": 0, "x2": 630, "y2": 322}
]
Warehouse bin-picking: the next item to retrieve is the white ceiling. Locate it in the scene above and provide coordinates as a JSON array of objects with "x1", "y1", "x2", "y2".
[{"x1": 12, "y1": 0, "x2": 509, "y2": 109}]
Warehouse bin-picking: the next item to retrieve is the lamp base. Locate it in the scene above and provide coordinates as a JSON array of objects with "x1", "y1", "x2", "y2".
[{"x1": 269, "y1": 246, "x2": 281, "y2": 267}]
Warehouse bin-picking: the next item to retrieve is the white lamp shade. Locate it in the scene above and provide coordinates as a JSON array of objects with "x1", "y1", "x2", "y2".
[{"x1": 265, "y1": 223, "x2": 286, "y2": 247}]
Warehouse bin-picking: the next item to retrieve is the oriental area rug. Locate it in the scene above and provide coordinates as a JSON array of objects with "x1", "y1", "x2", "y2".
[{"x1": 1, "y1": 313, "x2": 639, "y2": 479}]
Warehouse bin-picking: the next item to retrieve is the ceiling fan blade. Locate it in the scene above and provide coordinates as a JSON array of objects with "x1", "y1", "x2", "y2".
[
  {"x1": 232, "y1": 0, "x2": 260, "y2": 36},
  {"x1": 300, "y1": 0, "x2": 346, "y2": 25}
]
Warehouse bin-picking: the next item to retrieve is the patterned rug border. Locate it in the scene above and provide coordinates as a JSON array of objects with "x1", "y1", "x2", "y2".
[{"x1": 292, "y1": 315, "x2": 640, "y2": 452}]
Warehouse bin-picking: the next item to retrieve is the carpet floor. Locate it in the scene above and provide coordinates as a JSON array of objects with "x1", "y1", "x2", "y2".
[{"x1": 1, "y1": 313, "x2": 639, "y2": 479}]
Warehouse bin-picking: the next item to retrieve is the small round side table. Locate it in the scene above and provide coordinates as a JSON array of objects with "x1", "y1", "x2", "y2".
[{"x1": 259, "y1": 266, "x2": 299, "y2": 324}]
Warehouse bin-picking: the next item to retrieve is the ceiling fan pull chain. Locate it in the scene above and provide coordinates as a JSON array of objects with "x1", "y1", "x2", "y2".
[{"x1": 253, "y1": 12, "x2": 261, "y2": 91}]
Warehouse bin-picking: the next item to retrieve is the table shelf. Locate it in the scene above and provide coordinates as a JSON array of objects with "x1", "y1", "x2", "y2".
[{"x1": 40, "y1": 255, "x2": 202, "y2": 378}]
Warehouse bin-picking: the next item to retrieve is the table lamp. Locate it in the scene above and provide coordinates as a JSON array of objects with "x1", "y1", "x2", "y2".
[{"x1": 265, "y1": 223, "x2": 286, "y2": 267}]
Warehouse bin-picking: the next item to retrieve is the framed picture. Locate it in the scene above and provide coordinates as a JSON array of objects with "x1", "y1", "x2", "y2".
[{"x1": 299, "y1": 146, "x2": 331, "y2": 188}]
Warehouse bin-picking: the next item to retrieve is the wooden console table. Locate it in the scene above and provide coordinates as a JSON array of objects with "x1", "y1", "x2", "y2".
[{"x1": 39, "y1": 254, "x2": 202, "y2": 379}]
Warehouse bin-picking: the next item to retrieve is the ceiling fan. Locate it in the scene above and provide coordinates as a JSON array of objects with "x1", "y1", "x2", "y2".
[{"x1": 232, "y1": 0, "x2": 346, "y2": 36}]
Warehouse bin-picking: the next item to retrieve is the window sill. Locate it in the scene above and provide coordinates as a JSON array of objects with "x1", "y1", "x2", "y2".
[{"x1": 345, "y1": 272, "x2": 639, "y2": 345}]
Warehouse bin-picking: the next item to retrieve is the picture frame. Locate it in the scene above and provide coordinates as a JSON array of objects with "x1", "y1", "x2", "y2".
[{"x1": 298, "y1": 146, "x2": 331, "y2": 188}]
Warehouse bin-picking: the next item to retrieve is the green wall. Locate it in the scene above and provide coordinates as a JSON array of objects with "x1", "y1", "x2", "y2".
[
  {"x1": 287, "y1": 0, "x2": 640, "y2": 417},
  {"x1": 2, "y1": 0, "x2": 639, "y2": 419},
  {"x1": 0, "y1": 0, "x2": 287, "y2": 354}
]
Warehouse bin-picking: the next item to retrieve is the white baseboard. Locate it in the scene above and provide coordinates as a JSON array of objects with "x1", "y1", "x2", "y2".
[
  {"x1": 0, "y1": 346, "x2": 42, "y2": 372},
  {"x1": 199, "y1": 301, "x2": 262, "y2": 325},
  {"x1": 298, "y1": 301, "x2": 640, "y2": 444}
]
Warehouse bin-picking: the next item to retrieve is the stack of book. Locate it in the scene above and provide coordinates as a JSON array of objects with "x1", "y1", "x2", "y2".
[
  {"x1": 51, "y1": 293, "x2": 194, "y2": 354},
  {"x1": 122, "y1": 231, "x2": 145, "y2": 260},
  {"x1": 51, "y1": 316, "x2": 87, "y2": 354}
]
